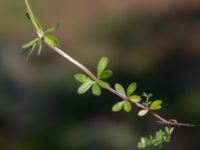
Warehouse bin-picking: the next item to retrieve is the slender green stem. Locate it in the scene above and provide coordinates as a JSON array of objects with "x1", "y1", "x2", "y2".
[
  {"x1": 24, "y1": 0, "x2": 34, "y2": 20},
  {"x1": 24, "y1": 0, "x2": 43, "y2": 36}
]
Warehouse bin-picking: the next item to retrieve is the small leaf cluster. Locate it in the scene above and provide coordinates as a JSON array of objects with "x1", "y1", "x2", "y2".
[
  {"x1": 74, "y1": 57, "x2": 111, "y2": 96},
  {"x1": 22, "y1": 0, "x2": 59, "y2": 59},
  {"x1": 112, "y1": 83, "x2": 141, "y2": 112},
  {"x1": 142, "y1": 92, "x2": 163, "y2": 111},
  {"x1": 135, "y1": 92, "x2": 163, "y2": 117},
  {"x1": 138, "y1": 127, "x2": 174, "y2": 149},
  {"x1": 112, "y1": 90, "x2": 163, "y2": 117}
]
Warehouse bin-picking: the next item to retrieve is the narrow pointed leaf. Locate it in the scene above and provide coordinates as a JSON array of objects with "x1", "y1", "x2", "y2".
[
  {"x1": 44, "y1": 34, "x2": 59, "y2": 47},
  {"x1": 78, "y1": 81, "x2": 94, "y2": 94},
  {"x1": 112, "y1": 101, "x2": 124, "y2": 112},
  {"x1": 45, "y1": 24, "x2": 60, "y2": 34},
  {"x1": 150, "y1": 100, "x2": 162, "y2": 110},
  {"x1": 169, "y1": 127, "x2": 174, "y2": 134},
  {"x1": 97, "y1": 57, "x2": 108, "y2": 78},
  {"x1": 34, "y1": 16, "x2": 43, "y2": 33},
  {"x1": 26, "y1": 42, "x2": 37, "y2": 60},
  {"x1": 74, "y1": 74, "x2": 91, "y2": 83},
  {"x1": 127, "y1": 82, "x2": 137, "y2": 96},
  {"x1": 100, "y1": 70, "x2": 112, "y2": 80},
  {"x1": 92, "y1": 84, "x2": 101, "y2": 96},
  {"x1": 22, "y1": 38, "x2": 39, "y2": 49},
  {"x1": 37, "y1": 39, "x2": 42, "y2": 55},
  {"x1": 115, "y1": 83, "x2": 126, "y2": 96},
  {"x1": 123, "y1": 101, "x2": 132, "y2": 112}
]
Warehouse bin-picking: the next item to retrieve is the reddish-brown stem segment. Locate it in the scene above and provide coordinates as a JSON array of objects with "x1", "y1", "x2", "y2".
[
  {"x1": 108, "y1": 86, "x2": 194, "y2": 127},
  {"x1": 46, "y1": 42, "x2": 194, "y2": 128}
]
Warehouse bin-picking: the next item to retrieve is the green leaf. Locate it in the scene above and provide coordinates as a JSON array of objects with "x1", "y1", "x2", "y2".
[
  {"x1": 150, "y1": 100, "x2": 162, "y2": 110},
  {"x1": 22, "y1": 38, "x2": 39, "y2": 49},
  {"x1": 123, "y1": 101, "x2": 132, "y2": 112},
  {"x1": 37, "y1": 39, "x2": 42, "y2": 55},
  {"x1": 129, "y1": 95, "x2": 142, "y2": 103},
  {"x1": 112, "y1": 101, "x2": 124, "y2": 112},
  {"x1": 78, "y1": 81, "x2": 94, "y2": 94},
  {"x1": 44, "y1": 34, "x2": 59, "y2": 47},
  {"x1": 97, "y1": 57, "x2": 108, "y2": 78},
  {"x1": 127, "y1": 82, "x2": 137, "y2": 96},
  {"x1": 74, "y1": 74, "x2": 91, "y2": 83},
  {"x1": 25, "y1": 42, "x2": 37, "y2": 60},
  {"x1": 44, "y1": 24, "x2": 60, "y2": 34},
  {"x1": 100, "y1": 70, "x2": 112, "y2": 80},
  {"x1": 97, "y1": 80, "x2": 110, "y2": 89},
  {"x1": 138, "y1": 109, "x2": 149, "y2": 117},
  {"x1": 92, "y1": 84, "x2": 101, "y2": 96},
  {"x1": 115, "y1": 83, "x2": 126, "y2": 96}
]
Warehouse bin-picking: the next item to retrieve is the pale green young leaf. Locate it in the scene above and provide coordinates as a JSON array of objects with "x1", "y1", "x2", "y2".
[
  {"x1": 78, "y1": 81, "x2": 94, "y2": 94},
  {"x1": 44, "y1": 34, "x2": 59, "y2": 47},
  {"x1": 92, "y1": 84, "x2": 101, "y2": 96},
  {"x1": 97, "y1": 57, "x2": 108, "y2": 78},
  {"x1": 138, "y1": 109, "x2": 149, "y2": 117},
  {"x1": 44, "y1": 24, "x2": 60, "y2": 34},
  {"x1": 115, "y1": 83, "x2": 126, "y2": 96},
  {"x1": 129, "y1": 95, "x2": 142, "y2": 103},
  {"x1": 127, "y1": 82, "x2": 137, "y2": 96},
  {"x1": 22, "y1": 38, "x2": 39, "y2": 49},
  {"x1": 112, "y1": 101, "x2": 124, "y2": 112},
  {"x1": 100, "y1": 70, "x2": 112, "y2": 80},
  {"x1": 123, "y1": 101, "x2": 132, "y2": 112},
  {"x1": 150, "y1": 100, "x2": 162, "y2": 110},
  {"x1": 165, "y1": 127, "x2": 174, "y2": 135},
  {"x1": 74, "y1": 74, "x2": 91, "y2": 83},
  {"x1": 97, "y1": 80, "x2": 110, "y2": 89}
]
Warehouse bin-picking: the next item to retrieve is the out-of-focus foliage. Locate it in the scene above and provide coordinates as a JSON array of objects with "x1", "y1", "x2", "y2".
[{"x1": 138, "y1": 127, "x2": 174, "y2": 149}]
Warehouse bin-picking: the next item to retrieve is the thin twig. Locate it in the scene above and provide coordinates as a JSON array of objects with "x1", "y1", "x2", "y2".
[
  {"x1": 46, "y1": 42, "x2": 194, "y2": 128},
  {"x1": 48, "y1": 45, "x2": 97, "y2": 81}
]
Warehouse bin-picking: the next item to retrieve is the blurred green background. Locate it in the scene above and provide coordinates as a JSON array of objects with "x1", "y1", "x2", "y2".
[{"x1": 0, "y1": 0, "x2": 200, "y2": 149}]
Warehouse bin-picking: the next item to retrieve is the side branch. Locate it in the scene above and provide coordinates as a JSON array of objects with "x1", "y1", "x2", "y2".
[{"x1": 46, "y1": 43, "x2": 194, "y2": 128}]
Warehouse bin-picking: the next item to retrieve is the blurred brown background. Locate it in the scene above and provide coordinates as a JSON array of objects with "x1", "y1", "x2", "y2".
[{"x1": 0, "y1": 0, "x2": 200, "y2": 150}]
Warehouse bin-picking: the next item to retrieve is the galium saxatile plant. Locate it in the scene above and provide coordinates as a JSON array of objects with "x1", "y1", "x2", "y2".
[{"x1": 22, "y1": 0, "x2": 194, "y2": 149}]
